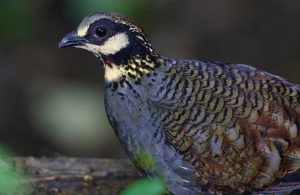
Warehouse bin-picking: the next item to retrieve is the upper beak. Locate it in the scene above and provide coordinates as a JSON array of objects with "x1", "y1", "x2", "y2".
[{"x1": 59, "y1": 31, "x2": 87, "y2": 48}]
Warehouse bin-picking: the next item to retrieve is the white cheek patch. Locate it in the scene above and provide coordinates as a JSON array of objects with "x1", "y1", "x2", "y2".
[
  {"x1": 104, "y1": 65, "x2": 125, "y2": 82},
  {"x1": 98, "y1": 33, "x2": 129, "y2": 55},
  {"x1": 76, "y1": 33, "x2": 130, "y2": 56}
]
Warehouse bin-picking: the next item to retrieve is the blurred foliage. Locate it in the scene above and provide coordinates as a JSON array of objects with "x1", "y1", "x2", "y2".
[
  {"x1": 133, "y1": 151, "x2": 156, "y2": 170},
  {"x1": 65, "y1": 0, "x2": 148, "y2": 21},
  {"x1": 121, "y1": 178, "x2": 166, "y2": 195},
  {"x1": 0, "y1": 145, "x2": 31, "y2": 194},
  {"x1": 125, "y1": 152, "x2": 165, "y2": 195},
  {"x1": 0, "y1": 0, "x2": 36, "y2": 43}
]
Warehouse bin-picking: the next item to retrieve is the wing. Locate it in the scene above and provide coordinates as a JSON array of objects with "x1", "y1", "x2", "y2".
[{"x1": 149, "y1": 58, "x2": 300, "y2": 193}]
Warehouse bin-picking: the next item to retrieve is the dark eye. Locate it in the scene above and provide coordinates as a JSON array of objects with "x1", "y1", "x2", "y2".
[{"x1": 95, "y1": 26, "x2": 107, "y2": 37}]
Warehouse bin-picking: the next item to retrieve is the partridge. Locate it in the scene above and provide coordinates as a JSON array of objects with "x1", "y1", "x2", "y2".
[{"x1": 59, "y1": 12, "x2": 300, "y2": 194}]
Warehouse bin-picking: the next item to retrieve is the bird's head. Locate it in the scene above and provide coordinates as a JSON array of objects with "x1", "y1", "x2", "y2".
[{"x1": 59, "y1": 12, "x2": 160, "y2": 82}]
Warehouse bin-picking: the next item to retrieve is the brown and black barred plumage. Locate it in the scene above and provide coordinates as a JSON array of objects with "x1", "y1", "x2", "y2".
[{"x1": 59, "y1": 12, "x2": 300, "y2": 194}]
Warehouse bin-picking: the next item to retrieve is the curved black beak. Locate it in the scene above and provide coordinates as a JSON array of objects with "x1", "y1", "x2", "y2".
[{"x1": 59, "y1": 31, "x2": 87, "y2": 48}]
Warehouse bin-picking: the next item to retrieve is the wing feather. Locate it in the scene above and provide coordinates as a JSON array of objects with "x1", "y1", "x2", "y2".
[{"x1": 149, "y1": 59, "x2": 300, "y2": 193}]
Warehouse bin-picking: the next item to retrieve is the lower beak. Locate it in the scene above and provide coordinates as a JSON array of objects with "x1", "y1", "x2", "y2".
[{"x1": 59, "y1": 31, "x2": 87, "y2": 48}]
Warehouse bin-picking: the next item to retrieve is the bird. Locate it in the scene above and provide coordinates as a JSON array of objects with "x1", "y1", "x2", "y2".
[{"x1": 59, "y1": 12, "x2": 300, "y2": 195}]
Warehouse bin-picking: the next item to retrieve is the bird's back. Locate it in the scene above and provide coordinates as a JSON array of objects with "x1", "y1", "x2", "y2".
[{"x1": 148, "y1": 58, "x2": 300, "y2": 194}]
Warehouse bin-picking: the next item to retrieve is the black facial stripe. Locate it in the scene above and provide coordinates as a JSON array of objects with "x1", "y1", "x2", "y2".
[
  {"x1": 83, "y1": 18, "x2": 131, "y2": 47},
  {"x1": 87, "y1": 19, "x2": 130, "y2": 37},
  {"x1": 80, "y1": 17, "x2": 157, "y2": 67}
]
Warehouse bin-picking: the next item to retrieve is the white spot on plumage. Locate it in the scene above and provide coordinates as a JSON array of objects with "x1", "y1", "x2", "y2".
[
  {"x1": 249, "y1": 110, "x2": 259, "y2": 123},
  {"x1": 210, "y1": 135, "x2": 223, "y2": 155},
  {"x1": 289, "y1": 124, "x2": 298, "y2": 138},
  {"x1": 272, "y1": 112, "x2": 284, "y2": 125},
  {"x1": 136, "y1": 35, "x2": 145, "y2": 41},
  {"x1": 284, "y1": 120, "x2": 290, "y2": 129},
  {"x1": 226, "y1": 126, "x2": 240, "y2": 141}
]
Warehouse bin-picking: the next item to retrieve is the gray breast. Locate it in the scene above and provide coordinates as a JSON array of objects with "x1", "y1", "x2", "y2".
[{"x1": 104, "y1": 83, "x2": 197, "y2": 194}]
